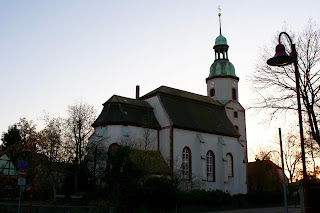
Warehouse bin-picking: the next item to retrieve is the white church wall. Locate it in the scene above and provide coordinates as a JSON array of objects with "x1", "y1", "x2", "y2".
[
  {"x1": 127, "y1": 126, "x2": 158, "y2": 150},
  {"x1": 159, "y1": 128, "x2": 171, "y2": 165},
  {"x1": 225, "y1": 101, "x2": 248, "y2": 164},
  {"x1": 224, "y1": 101, "x2": 246, "y2": 144},
  {"x1": 91, "y1": 125, "x2": 158, "y2": 150},
  {"x1": 172, "y1": 128, "x2": 247, "y2": 195}
]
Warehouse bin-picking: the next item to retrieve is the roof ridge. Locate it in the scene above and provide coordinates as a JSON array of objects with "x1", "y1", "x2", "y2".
[
  {"x1": 141, "y1": 85, "x2": 222, "y2": 106},
  {"x1": 103, "y1": 94, "x2": 153, "y2": 108}
]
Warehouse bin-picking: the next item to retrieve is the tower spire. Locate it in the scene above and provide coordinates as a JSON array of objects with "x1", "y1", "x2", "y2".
[{"x1": 218, "y1": 6, "x2": 222, "y2": 35}]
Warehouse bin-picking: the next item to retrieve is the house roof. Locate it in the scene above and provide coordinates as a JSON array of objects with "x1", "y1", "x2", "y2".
[
  {"x1": 130, "y1": 150, "x2": 172, "y2": 175},
  {"x1": 141, "y1": 86, "x2": 239, "y2": 137},
  {"x1": 248, "y1": 160, "x2": 282, "y2": 171},
  {"x1": 92, "y1": 95, "x2": 160, "y2": 129}
]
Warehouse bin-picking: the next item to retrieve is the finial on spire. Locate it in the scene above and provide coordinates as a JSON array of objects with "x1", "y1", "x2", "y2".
[{"x1": 218, "y1": 6, "x2": 222, "y2": 35}]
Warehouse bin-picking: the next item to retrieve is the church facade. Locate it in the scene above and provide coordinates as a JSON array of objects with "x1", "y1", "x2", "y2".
[{"x1": 89, "y1": 25, "x2": 248, "y2": 195}]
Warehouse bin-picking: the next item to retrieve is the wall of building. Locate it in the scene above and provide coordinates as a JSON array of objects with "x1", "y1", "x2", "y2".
[
  {"x1": 224, "y1": 101, "x2": 247, "y2": 163},
  {"x1": 173, "y1": 128, "x2": 247, "y2": 195},
  {"x1": 207, "y1": 77, "x2": 239, "y2": 101},
  {"x1": 158, "y1": 128, "x2": 171, "y2": 165},
  {"x1": 92, "y1": 125, "x2": 158, "y2": 150},
  {"x1": 0, "y1": 154, "x2": 17, "y2": 176}
]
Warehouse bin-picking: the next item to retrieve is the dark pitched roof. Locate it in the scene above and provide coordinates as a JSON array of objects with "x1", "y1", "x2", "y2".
[
  {"x1": 248, "y1": 160, "x2": 282, "y2": 171},
  {"x1": 141, "y1": 86, "x2": 239, "y2": 137},
  {"x1": 92, "y1": 95, "x2": 160, "y2": 129},
  {"x1": 130, "y1": 150, "x2": 172, "y2": 175}
]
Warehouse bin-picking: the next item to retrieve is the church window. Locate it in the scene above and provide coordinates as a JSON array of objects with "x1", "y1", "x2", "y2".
[
  {"x1": 232, "y1": 88, "x2": 237, "y2": 100},
  {"x1": 182, "y1": 147, "x2": 191, "y2": 179},
  {"x1": 210, "y1": 88, "x2": 215, "y2": 97},
  {"x1": 207, "y1": 151, "x2": 215, "y2": 182},
  {"x1": 97, "y1": 126, "x2": 108, "y2": 137},
  {"x1": 226, "y1": 153, "x2": 233, "y2": 177},
  {"x1": 235, "y1": 125, "x2": 239, "y2": 131},
  {"x1": 108, "y1": 143, "x2": 119, "y2": 153},
  {"x1": 234, "y1": 111, "x2": 238, "y2": 118},
  {"x1": 122, "y1": 126, "x2": 129, "y2": 137}
]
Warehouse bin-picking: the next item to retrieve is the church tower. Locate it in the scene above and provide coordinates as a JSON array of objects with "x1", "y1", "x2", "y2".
[
  {"x1": 206, "y1": 11, "x2": 247, "y2": 164},
  {"x1": 206, "y1": 12, "x2": 239, "y2": 102}
]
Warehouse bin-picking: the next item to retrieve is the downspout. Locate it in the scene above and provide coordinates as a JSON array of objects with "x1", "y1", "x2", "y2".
[{"x1": 157, "y1": 130, "x2": 160, "y2": 151}]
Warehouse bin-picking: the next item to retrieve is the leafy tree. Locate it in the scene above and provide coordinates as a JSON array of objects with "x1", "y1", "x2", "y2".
[
  {"x1": 104, "y1": 145, "x2": 143, "y2": 208},
  {"x1": 1, "y1": 125, "x2": 21, "y2": 151},
  {"x1": 1, "y1": 118, "x2": 38, "y2": 164},
  {"x1": 252, "y1": 20, "x2": 320, "y2": 146}
]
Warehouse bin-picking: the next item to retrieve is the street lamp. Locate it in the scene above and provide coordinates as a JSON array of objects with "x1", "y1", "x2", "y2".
[{"x1": 267, "y1": 32, "x2": 310, "y2": 213}]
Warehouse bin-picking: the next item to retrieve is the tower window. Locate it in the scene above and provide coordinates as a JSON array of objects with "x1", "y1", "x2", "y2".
[
  {"x1": 232, "y1": 88, "x2": 237, "y2": 100},
  {"x1": 234, "y1": 111, "x2": 238, "y2": 118},
  {"x1": 210, "y1": 88, "x2": 215, "y2": 97},
  {"x1": 235, "y1": 125, "x2": 239, "y2": 131}
]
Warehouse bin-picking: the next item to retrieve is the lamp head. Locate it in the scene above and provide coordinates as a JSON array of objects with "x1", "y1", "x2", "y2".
[
  {"x1": 22, "y1": 144, "x2": 31, "y2": 152},
  {"x1": 267, "y1": 43, "x2": 294, "y2": 66}
]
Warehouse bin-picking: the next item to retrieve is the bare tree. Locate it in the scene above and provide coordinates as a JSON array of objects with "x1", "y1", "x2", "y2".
[
  {"x1": 251, "y1": 20, "x2": 320, "y2": 146},
  {"x1": 281, "y1": 131, "x2": 302, "y2": 183},
  {"x1": 64, "y1": 101, "x2": 96, "y2": 194},
  {"x1": 305, "y1": 131, "x2": 320, "y2": 176},
  {"x1": 87, "y1": 136, "x2": 108, "y2": 189}
]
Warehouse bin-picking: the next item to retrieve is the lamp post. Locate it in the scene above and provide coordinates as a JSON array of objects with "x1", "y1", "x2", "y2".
[
  {"x1": 278, "y1": 128, "x2": 288, "y2": 213},
  {"x1": 267, "y1": 32, "x2": 310, "y2": 213}
]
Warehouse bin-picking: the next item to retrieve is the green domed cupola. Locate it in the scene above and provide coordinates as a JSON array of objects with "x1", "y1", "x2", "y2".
[
  {"x1": 215, "y1": 34, "x2": 227, "y2": 46},
  {"x1": 207, "y1": 12, "x2": 237, "y2": 79}
]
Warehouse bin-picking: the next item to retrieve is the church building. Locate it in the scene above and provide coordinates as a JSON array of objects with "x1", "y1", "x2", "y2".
[{"x1": 89, "y1": 15, "x2": 248, "y2": 195}]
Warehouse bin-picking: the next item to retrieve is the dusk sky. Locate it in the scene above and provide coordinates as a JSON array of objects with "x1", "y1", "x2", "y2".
[{"x1": 1, "y1": 0, "x2": 319, "y2": 161}]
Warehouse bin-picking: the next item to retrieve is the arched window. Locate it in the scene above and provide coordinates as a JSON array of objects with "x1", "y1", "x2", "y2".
[
  {"x1": 226, "y1": 153, "x2": 233, "y2": 177},
  {"x1": 182, "y1": 147, "x2": 191, "y2": 179},
  {"x1": 108, "y1": 143, "x2": 119, "y2": 153},
  {"x1": 210, "y1": 88, "x2": 215, "y2": 97},
  {"x1": 206, "y1": 151, "x2": 215, "y2": 182}
]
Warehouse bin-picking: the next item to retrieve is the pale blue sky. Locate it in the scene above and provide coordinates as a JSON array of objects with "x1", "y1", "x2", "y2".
[{"x1": 1, "y1": 0, "x2": 319, "y2": 159}]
